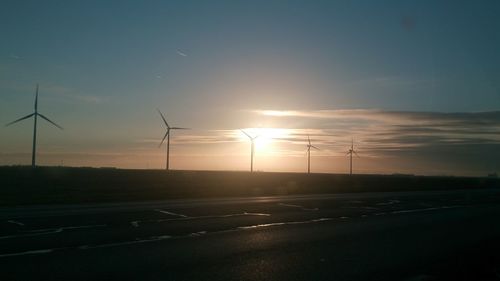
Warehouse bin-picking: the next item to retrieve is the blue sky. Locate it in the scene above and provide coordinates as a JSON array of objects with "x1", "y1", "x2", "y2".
[{"x1": 1, "y1": 0, "x2": 499, "y2": 175}]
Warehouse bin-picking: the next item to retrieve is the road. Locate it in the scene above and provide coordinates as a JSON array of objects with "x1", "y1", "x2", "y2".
[{"x1": 1, "y1": 189, "x2": 500, "y2": 280}]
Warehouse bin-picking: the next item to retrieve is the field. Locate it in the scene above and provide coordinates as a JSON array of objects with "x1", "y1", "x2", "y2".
[{"x1": 1, "y1": 166, "x2": 498, "y2": 206}]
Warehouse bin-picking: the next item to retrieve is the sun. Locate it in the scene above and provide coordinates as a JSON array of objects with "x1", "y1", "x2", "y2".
[{"x1": 238, "y1": 128, "x2": 289, "y2": 153}]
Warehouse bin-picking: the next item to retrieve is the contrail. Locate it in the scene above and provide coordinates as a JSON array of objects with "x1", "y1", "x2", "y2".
[{"x1": 176, "y1": 50, "x2": 187, "y2": 57}]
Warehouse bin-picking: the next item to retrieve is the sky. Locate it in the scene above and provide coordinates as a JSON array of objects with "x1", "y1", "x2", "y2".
[{"x1": 0, "y1": 0, "x2": 499, "y2": 176}]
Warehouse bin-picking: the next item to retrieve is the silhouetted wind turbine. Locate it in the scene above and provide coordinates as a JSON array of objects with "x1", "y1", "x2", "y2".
[
  {"x1": 157, "y1": 109, "x2": 188, "y2": 171},
  {"x1": 306, "y1": 135, "x2": 319, "y2": 174},
  {"x1": 241, "y1": 129, "x2": 259, "y2": 172},
  {"x1": 347, "y1": 138, "x2": 359, "y2": 175},
  {"x1": 5, "y1": 84, "x2": 63, "y2": 168}
]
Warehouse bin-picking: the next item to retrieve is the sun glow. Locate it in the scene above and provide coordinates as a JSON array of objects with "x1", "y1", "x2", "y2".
[{"x1": 238, "y1": 128, "x2": 290, "y2": 153}]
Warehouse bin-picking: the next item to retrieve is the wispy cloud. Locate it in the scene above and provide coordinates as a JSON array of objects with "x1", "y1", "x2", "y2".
[
  {"x1": 137, "y1": 109, "x2": 500, "y2": 159},
  {"x1": 175, "y1": 135, "x2": 236, "y2": 144},
  {"x1": 9, "y1": 54, "x2": 21, "y2": 59},
  {"x1": 42, "y1": 84, "x2": 105, "y2": 104},
  {"x1": 253, "y1": 109, "x2": 500, "y2": 157},
  {"x1": 0, "y1": 82, "x2": 105, "y2": 105},
  {"x1": 255, "y1": 109, "x2": 500, "y2": 126},
  {"x1": 343, "y1": 75, "x2": 431, "y2": 89},
  {"x1": 130, "y1": 109, "x2": 500, "y2": 174},
  {"x1": 136, "y1": 130, "x2": 239, "y2": 145}
]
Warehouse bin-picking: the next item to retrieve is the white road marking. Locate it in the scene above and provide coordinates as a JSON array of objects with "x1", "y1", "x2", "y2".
[
  {"x1": 130, "y1": 221, "x2": 140, "y2": 227},
  {"x1": 189, "y1": 231, "x2": 207, "y2": 237},
  {"x1": 78, "y1": 217, "x2": 334, "y2": 250},
  {"x1": 80, "y1": 235, "x2": 172, "y2": 250},
  {"x1": 25, "y1": 224, "x2": 106, "y2": 233},
  {"x1": 0, "y1": 224, "x2": 106, "y2": 240},
  {"x1": 238, "y1": 218, "x2": 332, "y2": 230},
  {"x1": 0, "y1": 249, "x2": 53, "y2": 258},
  {"x1": 376, "y1": 199, "x2": 401, "y2": 206},
  {"x1": 7, "y1": 220, "x2": 25, "y2": 226},
  {"x1": 154, "y1": 209, "x2": 189, "y2": 218},
  {"x1": 278, "y1": 203, "x2": 319, "y2": 211},
  {"x1": 0, "y1": 229, "x2": 62, "y2": 239},
  {"x1": 0, "y1": 214, "x2": 351, "y2": 258},
  {"x1": 392, "y1": 206, "x2": 460, "y2": 214},
  {"x1": 156, "y1": 212, "x2": 271, "y2": 222},
  {"x1": 217, "y1": 212, "x2": 271, "y2": 218}
]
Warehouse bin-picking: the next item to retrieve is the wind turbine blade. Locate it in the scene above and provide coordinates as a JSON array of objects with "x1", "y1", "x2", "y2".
[
  {"x1": 159, "y1": 130, "x2": 169, "y2": 147},
  {"x1": 156, "y1": 109, "x2": 170, "y2": 128},
  {"x1": 170, "y1": 127, "x2": 189, "y2": 130},
  {"x1": 311, "y1": 145, "x2": 320, "y2": 150},
  {"x1": 347, "y1": 151, "x2": 351, "y2": 155},
  {"x1": 354, "y1": 151, "x2": 360, "y2": 157},
  {"x1": 308, "y1": 135, "x2": 311, "y2": 145},
  {"x1": 34, "y1": 84, "x2": 39, "y2": 111},
  {"x1": 5, "y1": 113, "x2": 35, "y2": 127},
  {"x1": 38, "y1": 113, "x2": 63, "y2": 130},
  {"x1": 240, "y1": 129, "x2": 251, "y2": 139}
]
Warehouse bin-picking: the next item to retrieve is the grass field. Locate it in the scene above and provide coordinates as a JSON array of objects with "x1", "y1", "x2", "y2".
[{"x1": 1, "y1": 166, "x2": 499, "y2": 206}]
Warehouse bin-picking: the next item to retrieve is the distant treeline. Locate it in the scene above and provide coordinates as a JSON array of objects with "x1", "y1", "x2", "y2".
[{"x1": 0, "y1": 166, "x2": 499, "y2": 206}]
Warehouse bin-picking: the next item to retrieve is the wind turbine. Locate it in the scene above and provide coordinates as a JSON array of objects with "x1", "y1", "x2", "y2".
[
  {"x1": 157, "y1": 109, "x2": 188, "y2": 171},
  {"x1": 306, "y1": 135, "x2": 319, "y2": 174},
  {"x1": 347, "y1": 138, "x2": 359, "y2": 175},
  {"x1": 240, "y1": 129, "x2": 259, "y2": 172},
  {"x1": 5, "y1": 84, "x2": 63, "y2": 168}
]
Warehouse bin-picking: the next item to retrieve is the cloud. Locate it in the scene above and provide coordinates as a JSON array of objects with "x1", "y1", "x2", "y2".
[
  {"x1": 136, "y1": 130, "x2": 239, "y2": 145},
  {"x1": 41, "y1": 84, "x2": 105, "y2": 104},
  {"x1": 342, "y1": 76, "x2": 431, "y2": 91},
  {"x1": 253, "y1": 109, "x2": 500, "y2": 156},
  {"x1": 0, "y1": 82, "x2": 105, "y2": 105},
  {"x1": 4, "y1": 108, "x2": 499, "y2": 175},
  {"x1": 254, "y1": 109, "x2": 500, "y2": 126},
  {"x1": 9, "y1": 54, "x2": 21, "y2": 59},
  {"x1": 174, "y1": 135, "x2": 236, "y2": 144},
  {"x1": 131, "y1": 109, "x2": 500, "y2": 174},
  {"x1": 138, "y1": 110, "x2": 500, "y2": 159}
]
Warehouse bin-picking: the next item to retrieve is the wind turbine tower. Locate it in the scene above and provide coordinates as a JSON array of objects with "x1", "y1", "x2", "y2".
[
  {"x1": 157, "y1": 109, "x2": 188, "y2": 171},
  {"x1": 306, "y1": 135, "x2": 319, "y2": 174},
  {"x1": 347, "y1": 138, "x2": 359, "y2": 175},
  {"x1": 241, "y1": 129, "x2": 259, "y2": 172},
  {"x1": 5, "y1": 84, "x2": 63, "y2": 168}
]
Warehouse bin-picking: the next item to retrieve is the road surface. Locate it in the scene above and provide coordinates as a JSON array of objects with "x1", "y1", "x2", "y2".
[{"x1": 1, "y1": 189, "x2": 500, "y2": 280}]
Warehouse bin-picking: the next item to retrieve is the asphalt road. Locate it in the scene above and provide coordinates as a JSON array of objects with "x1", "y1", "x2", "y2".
[{"x1": 1, "y1": 189, "x2": 500, "y2": 281}]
